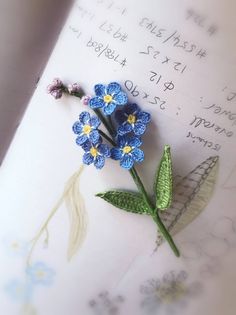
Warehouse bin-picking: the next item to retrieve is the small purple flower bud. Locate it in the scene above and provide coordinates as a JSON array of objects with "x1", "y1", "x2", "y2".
[
  {"x1": 47, "y1": 78, "x2": 64, "y2": 99},
  {"x1": 47, "y1": 84, "x2": 54, "y2": 93},
  {"x1": 67, "y1": 83, "x2": 80, "y2": 94},
  {"x1": 81, "y1": 95, "x2": 91, "y2": 106},
  {"x1": 52, "y1": 78, "x2": 63, "y2": 88},
  {"x1": 51, "y1": 89, "x2": 63, "y2": 99}
]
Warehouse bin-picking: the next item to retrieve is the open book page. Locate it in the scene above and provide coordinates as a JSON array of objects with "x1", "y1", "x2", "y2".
[{"x1": 0, "y1": 0, "x2": 236, "y2": 314}]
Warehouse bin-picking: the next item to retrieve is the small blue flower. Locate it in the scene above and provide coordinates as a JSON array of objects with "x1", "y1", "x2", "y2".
[
  {"x1": 3, "y1": 237, "x2": 29, "y2": 257},
  {"x1": 82, "y1": 139, "x2": 111, "y2": 169},
  {"x1": 5, "y1": 279, "x2": 33, "y2": 302},
  {"x1": 89, "y1": 82, "x2": 128, "y2": 115},
  {"x1": 73, "y1": 111, "x2": 101, "y2": 145},
  {"x1": 26, "y1": 262, "x2": 55, "y2": 286},
  {"x1": 111, "y1": 136, "x2": 144, "y2": 170},
  {"x1": 115, "y1": 104, "x2": 151, "y2": 136}
]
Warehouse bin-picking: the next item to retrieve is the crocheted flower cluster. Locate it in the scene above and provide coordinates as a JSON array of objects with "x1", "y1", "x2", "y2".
[{"x1": 72, "y1": 82, "x2": 151, "y2": 170}]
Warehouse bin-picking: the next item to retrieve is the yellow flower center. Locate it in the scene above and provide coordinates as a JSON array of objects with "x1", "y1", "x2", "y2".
[
  {"x1": 83, "y1": 124, "x2": 92, "y2": 135},
  {"x1": 127, "y1": 114, "x2": 136, "y2": 124},
  {"x1": 123, "y1": 146, "x2": 132, "y2": 154},
  {"x1": 90, "y1": 147, "x2": 98, "y2": 157},
  {"x1": 12, "y1": 242, "x2": 19, "y2": 249},
  {"x1": 36, "y1": 270, "x2": 45, "y2": 278},
  {"x1": 103, "y1": 94, "x2": 113, "y2": 103}
]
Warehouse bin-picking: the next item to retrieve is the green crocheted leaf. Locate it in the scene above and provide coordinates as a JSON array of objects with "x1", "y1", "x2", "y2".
[
  {"x1": 156, "y1": 156, "x2": 219, "y2": 247},
  {"x1": 96, "y1": 190, "x2": 150, "y2": 214},
  {"x1": 154, "y1": 145, "x2": 173, "y2": 211}
]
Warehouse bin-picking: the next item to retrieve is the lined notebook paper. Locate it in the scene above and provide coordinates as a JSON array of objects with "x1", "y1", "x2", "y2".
[{"x1": 0, "y1": 0, "x2": 236, "y2": 314}]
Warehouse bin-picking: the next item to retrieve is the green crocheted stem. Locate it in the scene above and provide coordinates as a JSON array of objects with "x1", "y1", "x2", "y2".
[
  {"x1": 96, "y1": 110, "x2": 180, "y2": 257},
  {"x1": 98, "y1": 130, "x2": 116, "y2": 146},
  {"x1": 152, "y1": 212, "x2": 180, "y2": 257},
  {"x1": 129, "y1": 167, "x2": 180, "y2": 257}
]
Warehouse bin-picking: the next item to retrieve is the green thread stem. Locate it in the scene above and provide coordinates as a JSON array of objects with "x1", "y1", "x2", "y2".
[
  {"x1": 94, "y1": 109, "x2": 114, "y2": 136},
  {"x1": 129, "y1": 167, "x2": 154, "y2": 210},
  {"x1": 98, "y1": 130, "x2": 116, "y2": 146},
  {"x1": 152, "y1": 212, "x2": 180, "y2": 257},
  {"x1": 96, "y1": 131, "x2": 180, "y2": 257},
  {"x1": 68, "y1": 91, "x2": 180, "y2": 257},
  {"x1": 130, "y1": 167, "x2": 180, "y2": 257}
]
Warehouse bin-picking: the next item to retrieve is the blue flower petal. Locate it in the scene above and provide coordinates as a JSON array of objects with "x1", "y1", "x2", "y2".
[
  {"x1": 117, "y1": 135, "x2": 128, "y2": 148},
  {"x1": 111, "y1": 148, "x2": 122, "y2": 160},
  {"x1": 89, "y1": 129, "x2": 100, "y2": 143},
  {"x1": 94, "y1": 155, "x2": 105, "y2": 169},
  {"x1": 128, "y1": 137, "x2": 142, "y2": 148},
  {"x1": 26, "y1": 262, "x2": 55, "y2": 286},
  {"x1": 81, "y1": 140, "x2": 92, "y2": 152},
  {"x1": 103, "y1": 102, "x2": 116, "y2": 115},
  {"x1": 94, "y1": 84, "x2": 106, "y2": 97},
  {"x1": 76, "y1": 133, "x2": 88, "y2": 145},
  {"x1": 117, "y1": 122, "x2": 132, "y2": 135},
  {"x1": 113, "y1": 92, "x2": 128, "y2": 106},
  {"x1": 72, "y1": 121, "x2": 83, "y2": 134},
  {"x1": 132, "y1": 148, "x2": 144, "y2": 162},
  {"x1": 79, "y1": 111, "x2": 90, "y2": 124},
  {"x1": 98, "y1": 144, "x2": 111, "y2": 157},
  {"x1": 107, "y1": 82, "x2": 121, "y2": 95},
  {"x1": 83, "y1": 152, "x2": 94, "y2": 165},
  {"x1": 89, "y1": 97, "x2": 105, "y2": 109},
  {"x1": 126, "y1": 103, "x2": 139, "y2": 114},
  {"x1": 120, "y1": 154, "x2": 134, "y2": 169},
  {"x1": 137, "y1": 111, "x2": 151, "y2": 124},
  {"x1": 89, "y1": 116, "x2": 101, "y2": 128},
  {"x1": 133, "y1": 122, "x2": 146, "y2": 135},
  {"x1": 115, "y1": 109, "x2": 126, "y2": 124}
]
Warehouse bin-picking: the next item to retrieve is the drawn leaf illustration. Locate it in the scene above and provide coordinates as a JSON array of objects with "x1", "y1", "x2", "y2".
[
  {"x1": 96, "y1": 191, "x2": 150, "y2": 214},
  {"x1": 65, "y1": 166, "x2": 88, "y2": 260},
  {"x1": 156, "y1": 156, "x2": 219, "y2": 246},
  {"x1": 154, "y1": 145, "x2": 173, "y2": 210},
  {"x1": 27, "y1": 166, "x2": 87, "y2": 265}
]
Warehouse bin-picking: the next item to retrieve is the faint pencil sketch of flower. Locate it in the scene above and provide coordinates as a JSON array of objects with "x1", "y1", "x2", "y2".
[
  {"x1": 5, "y1": 279, "x2": 33, "y2": 303},
  {"x1": 20, "y1": 303, "x2": 38, "y2": 315},
  {"x1": 89, "y1": 291, "x2": 125, "y2": 315},
  {"x1": 3, "y1": 237, "x2": 29, "y2": 257},
  {"x1": 140, "y1": 270, "x2": 202, "y2": 314},
  {"x1": 26, "y1": 262, "x2": 55, "y2": 286}
]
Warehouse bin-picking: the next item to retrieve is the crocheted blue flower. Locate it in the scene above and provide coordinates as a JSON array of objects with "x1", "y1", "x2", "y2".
[
  {"x1": 72, "y1": 111, "x2": 101, "y2": 145},
  {"x1": 115, "y1": 103, "x2": 151, "y2": 136},
  {"x1": 82, "y1": 139, "x2": 111, "y2": 169},
  {"x1": 89, "y1": 82, "x2": 128, "y2": 115},
  {"x1": 111, "y1": 136, "x2": 144, "y2": 170}
]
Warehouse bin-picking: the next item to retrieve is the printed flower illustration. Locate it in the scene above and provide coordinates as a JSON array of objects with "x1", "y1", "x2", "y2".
[
  {"x1": 115, "y1": 103, "x2": 151, "y2": 136},
  {"x1": 73, "y1": 111, "x2": 101, "y2": 145},
  {"x1": 89, "y1": 291, "x2": 125, "y2": 315},
  {"x1": 26, "y1": 262, "x2": 55, "y2": 286},
  {"x1": 89, "y1": 82, "x2": 128, "y2": 115},
  {"x1": 5, "y1": 279, "x2": 32, "y2": 302},
  {"x1": 82, "y1": 139, "x2": 111, "y2": 169},
  {"x1": 3, "y1": 237, "x2": 29, "y2": 257},
  {"x1": 140, "y1": 270, "x2": 202, "y2": 314},
  {"x1": 111, "y1": 136, "x2": 144, "y2": 169}
]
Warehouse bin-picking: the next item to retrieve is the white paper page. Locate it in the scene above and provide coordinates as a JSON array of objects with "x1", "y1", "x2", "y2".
[{"x1": 0, "y1": 0, "x2": 236, "y2": 314}]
